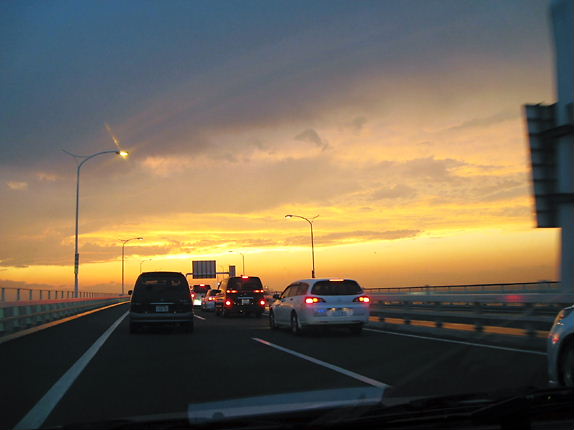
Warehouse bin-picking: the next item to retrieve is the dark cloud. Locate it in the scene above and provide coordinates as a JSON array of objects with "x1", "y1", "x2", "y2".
[
  {"x1": 294, "y1": 128, "x2": 329, "y2": 151},
  {"x1": 370, "y1": 184, "x2": 418, "y2": 200},
  {"x1": 443, "y1": 111, "x2": 518, "y2": 133}
]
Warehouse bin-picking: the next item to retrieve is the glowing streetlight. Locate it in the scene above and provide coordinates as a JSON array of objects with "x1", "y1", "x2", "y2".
[
  {"x1": 228, "y1": 250, "x2": 245, "y2": 275},
  {"x1": 285, "y1": 214, "x2": 318, "y2": 278},
  {"x1": 121, "y1": 237, "x2": 143, "y2": 295},
  {"x1": 64, "y1": 149, "x2": 128, "y2": 298}
]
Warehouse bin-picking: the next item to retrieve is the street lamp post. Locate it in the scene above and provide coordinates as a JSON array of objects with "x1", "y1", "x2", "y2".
[
  {"x1": 140, "y1": 259, "x2": 152, "y2": 274},
  {"x1": 228, "y1": 250, "x2": 245, "y2": 275},
  {"x1": 121, "y1": 237, "x2": 143, "y2": 294},
  {"x1": 64, "y1": 149, "x2": 128, "y2": 298},
  {"x1": 285, "y1": 214, "x2": 318, "y2": 278}
]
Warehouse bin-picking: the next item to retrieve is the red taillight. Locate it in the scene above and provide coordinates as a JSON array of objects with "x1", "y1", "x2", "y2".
[
  {"x1": 304, "y1": 296, "x2": 325, "y2": 304},
  {"x1": 241, "y1": 276, "x2": 249, "y2": 279},
  {"x1": 353, "y1": 296, "x2": 370, "y2": 303},
  {"x1": 253, "y1": 289, "x2": 264, "y2": 293},
  {"x1": 229, "y1": 290, "x2": 238, "y2": 293},
  {"x1": 191, "y1": 293, "x2": 195, "y2": 299},
  {"x1": 224, "y1": 300, "x2": 233, "y2": 307},
  {"x1": 208, "y1": 297, "x2": 214, "y2": 301},
  {"x1": 259, "y1": 300, "x2": 266, "y2": 306}
]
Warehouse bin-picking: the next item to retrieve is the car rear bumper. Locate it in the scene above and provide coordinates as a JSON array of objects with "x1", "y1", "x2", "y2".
[
  {"x1": 130, "y1": 311, "x2": 194, "y2": 324},
  {"x1": 300, "y1": 307, "x2": 369, "y2": 327}
]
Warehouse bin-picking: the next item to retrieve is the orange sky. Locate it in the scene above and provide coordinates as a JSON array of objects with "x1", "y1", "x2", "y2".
[{"x1": 0, "y1": 1, "x2": 559, "y2": 293}]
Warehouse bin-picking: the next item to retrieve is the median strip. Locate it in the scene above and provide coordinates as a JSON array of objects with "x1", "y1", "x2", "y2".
[{"x1": 252, "y1": 337, "x2": 390, "y2": 390}]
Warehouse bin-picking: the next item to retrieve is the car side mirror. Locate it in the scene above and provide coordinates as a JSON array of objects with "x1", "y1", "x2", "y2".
[
  {"x1": 273, "y1": 294, "x2": 280, "y2": 300},
  {"x1": 128, "y1": 290, "x2": 133, "y2": 296}
]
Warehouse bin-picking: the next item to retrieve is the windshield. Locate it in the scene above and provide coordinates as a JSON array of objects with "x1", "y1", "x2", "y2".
[
  {"x1": 228, "y1": 277, "x2": 264, "y2": 291},
  {"x1": 311, "y1": 280, "x2": 362, "y2": 296},
  {"x1": 192, "y1": 285, "x2": 210, "y2": 294},
  {"x1": 2, "y1": 1, "x2": 571, "y2": 429}
]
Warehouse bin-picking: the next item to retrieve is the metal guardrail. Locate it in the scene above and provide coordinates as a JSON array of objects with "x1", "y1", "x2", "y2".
[
  {"x1": 366, "y1": 281, "x2": 560, "y2": 294},
  {"x1": 0, "y1": 286, "x2": 117, "y2": 302},
  {"x1": 367, "y1": 291, "x2": 574, "y2": 337},
  {"x1": 0, "y1": 296, "x2": 128, "y2": 336}
]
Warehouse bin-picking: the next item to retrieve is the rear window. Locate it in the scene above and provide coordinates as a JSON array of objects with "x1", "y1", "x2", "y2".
[
  {"x1": 207, "y1": 289, "x2": 221, "y2": 296},
  {"x1": 192, "y1": 284, "x2": 211, "y2": 294},
  {"x1": 311, "y1": 280, "x2": 362, "y2": 296},
  {"x1": 228, "y1": 277, "x2": 263, "y2": 291},
  {"x1": 133, "y1": 274, "x2": 190, "y2": 301}
]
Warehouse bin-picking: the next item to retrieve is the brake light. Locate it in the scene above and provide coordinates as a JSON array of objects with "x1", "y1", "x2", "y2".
[
  {"x1": 225, "y1": 300, "x2": 233, "y2": 307},
  {"x1": 259, "y1": 300, "x2": 266, "y2": 306},
  {"x1": 208, "y1": 297, "x2": 214, "y2": 301},
  {"x1": 305, "y1": 296, "x2": 325, "y2": 304},
  {"x1": 253, "y1": 290, "x2": 264, "y2": 293},
  {"x1": 241, "y1": 276, "x2": 249, "y2": 279},
  {"x1": 353, "y1": 296, "x2": 370, "y2": 303},
  {"x1": 229, "y1": 290, "x2": 238, "y2": 293},
  {"x1": 329, "y1": 278, "x2": 344, "y2": 282}
]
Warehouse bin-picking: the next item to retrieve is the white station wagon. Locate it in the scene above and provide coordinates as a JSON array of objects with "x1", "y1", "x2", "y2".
[{"x1": 269, "y1": 278, "x2": 370, "y2": 335}]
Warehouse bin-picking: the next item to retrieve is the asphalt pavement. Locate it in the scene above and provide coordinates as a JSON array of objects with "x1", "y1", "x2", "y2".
[{"x1": 0, "y1": 303, "x2": 547, "y2": 429}]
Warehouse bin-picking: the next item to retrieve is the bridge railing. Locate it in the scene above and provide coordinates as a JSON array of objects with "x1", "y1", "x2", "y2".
[
  {"x1": 365, "y1": 287, "x2": 573, "y2": 339},
  {"x1": 0, "y1": 286, "x2": 116, "y2": 302},
  {"x1": 0, "y1": 287, "x2": 129, "y2": 338},
  {"x1": 366, "y1": 281, "x2": 560, "y2": 294}
]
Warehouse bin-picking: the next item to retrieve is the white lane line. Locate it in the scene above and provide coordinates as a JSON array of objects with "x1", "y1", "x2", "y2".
[
  {"x1": 364, "y1": 328, "x2": 547, "y2": 356},
  {"x1": 252, "y1": 337, "x2": 390, "y2": 389},
  {"x1": 14, "y1": 311, "x2": 129, "y2": 430},
  {"x1": 194, "y1": 314, "x2": 206, "y2": 320}
]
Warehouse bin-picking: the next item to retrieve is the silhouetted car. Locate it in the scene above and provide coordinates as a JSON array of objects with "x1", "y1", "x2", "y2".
[
  {"x1": 191, "y1": 283, "x2": 211, "y2": 307},
  {"x1": 201, "y1": 289, "x2": 220, "y2": 311},
  {"x1": 548, "y1": 305, "x2": 574, "y2": 387},
  {"x1": 269, "y1": 278, "x2": 370, "y2": 335},
  {"x1": 215, "y1": 276, "x2": 266, "y2": 318},
  {"x1": 128, "y1": 271, "x2": 194, "y2": 333}
]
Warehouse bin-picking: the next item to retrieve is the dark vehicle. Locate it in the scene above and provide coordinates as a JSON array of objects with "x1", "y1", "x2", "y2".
[
  {"x1": 128, "y1": 271, "x2": 194, "y2": 333},
  {"x1": 191, "y1": 283, "x2": 211, "y2": 307},
  {"x1": 215, "y1": 276, "x2": 266, "y2": 318}
]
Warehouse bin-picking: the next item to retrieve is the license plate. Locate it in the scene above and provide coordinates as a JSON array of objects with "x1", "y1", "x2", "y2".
[
  {"x1": 241, "y1": 299, "x2": 250, "y2": 305},
  {"x1": 328, "y1": 308, "x2": 352, "y2": 317},
  {"x1": 155, "y1": 305, "x2": 169, "y2": 312}
]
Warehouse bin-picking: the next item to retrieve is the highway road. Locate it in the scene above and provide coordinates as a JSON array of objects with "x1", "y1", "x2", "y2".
[{"x1": 0, "y1": 302, "x2": 548, "y2": 429}]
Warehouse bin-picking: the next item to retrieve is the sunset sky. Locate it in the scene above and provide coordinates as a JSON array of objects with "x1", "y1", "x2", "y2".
[{"x1": 0, "y1": 0, "x2": 560, "y2": 293}]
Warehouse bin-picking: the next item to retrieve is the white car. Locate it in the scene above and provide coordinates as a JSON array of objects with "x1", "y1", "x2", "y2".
[
  {"x1": 191, "y1": 284, "x2": 211, "y2": 307},
  {"x1": 547, "y1": 305, "x2": 574, "y2": 387},
  {"x1": 201, "y1": 289, "x2": 221, "y2": 312},
  {"x1": 269, "y1": 278, "x2": 370, "y2": 335}
]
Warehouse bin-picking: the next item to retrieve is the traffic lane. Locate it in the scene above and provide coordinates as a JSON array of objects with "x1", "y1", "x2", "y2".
[
  {"x1": 254, "y1": 321, "x2": 547, "y2": 399},
  {"x1": 44, "y1": 311, "x2": 369, "y2": 428},
  {"x1": 0, "y1": 303, "x2": 129, "y2": 430}
]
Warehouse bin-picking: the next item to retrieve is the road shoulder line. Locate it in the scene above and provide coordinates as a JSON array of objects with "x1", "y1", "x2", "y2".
[
  {"x1": 0, "y1": 301, "x2": 129, "y2": 346},
  {"x1": 364, "y1": 328, "x2": 547, "y2": 356}
]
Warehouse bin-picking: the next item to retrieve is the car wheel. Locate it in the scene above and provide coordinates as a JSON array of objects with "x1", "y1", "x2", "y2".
[
  {"x1": 215, "y1": 307, "x2": 221, "y2": 316},
  {"x1": 290, "y1": 312, "x2": 303, "y2": 336},
  {"x1": 561, "y1": 342, "x2": 574, "y2": 387},
  {"x1": 349, "y1": 324, "x2": 363, "y2": 336},
  {"x1": 269, "y1": 311, "x2": 278, "y2": 330}
]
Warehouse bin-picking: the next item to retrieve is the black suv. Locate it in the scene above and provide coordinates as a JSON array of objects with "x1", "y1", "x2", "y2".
[
  {"x1": 215, "y1": 276, "x2": 266, "y2": 318},
  {"x1": 128, "y1": 271, "x2": 194, "y2": 333}
]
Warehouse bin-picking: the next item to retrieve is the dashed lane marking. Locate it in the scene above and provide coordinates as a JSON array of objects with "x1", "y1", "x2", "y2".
[{"x1": 252, "y1": 337, "x2": 390, "y2": 389}]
